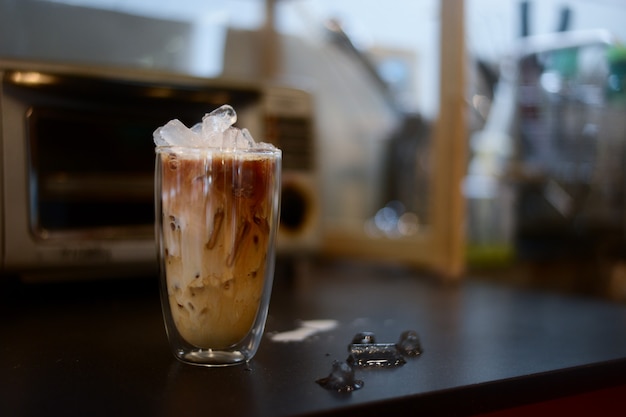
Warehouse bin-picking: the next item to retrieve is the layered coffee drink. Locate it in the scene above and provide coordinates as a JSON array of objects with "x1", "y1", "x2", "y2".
[
  {"x1": 154, "y1": 105, "x2": 281, "y2": 364},
  {"x1": 159, "y1": 150, "x2": 279, "y2": 348}
]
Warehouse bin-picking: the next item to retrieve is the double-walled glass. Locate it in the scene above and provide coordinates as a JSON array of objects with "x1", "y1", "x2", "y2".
[{"x1": 155, "y1": 146, "x2": 281, "y2": 366}]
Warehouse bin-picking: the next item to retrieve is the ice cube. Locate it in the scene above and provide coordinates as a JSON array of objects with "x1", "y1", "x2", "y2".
[
  {"x1": 211, "y1": 126, "x2": 255, "y2": 150},
  {"x1": 351, "y1": 332, "x2": 377, "y2": 345},
  {"x1": 198, "y1": 105, "x2": 246, "y2": 148},
  {"x1": 233, "y1": 128, "x2": 255, "y2": 149},
  {"x1": 396, "y1": 330, "x2": 423, "y2": 356},
  {"x1": 347, "y1": 343, "x2": 406, "y2": 368},
  {"x1": 202, "y1": 104, "x2": 237, "y2": 136},
  {"x1": 220, "y1": 127, "x2": 238, "y2": 149},
  {"x1": 190, "y1": 122, "x2": 203, "y2": 134},
  {"x1": 239, "y1": 128, "x2": 256, "y2": 148},
  {"x1": 316, "y1": 361, "x2": 364, "y2": 393},
  {"x1": 153, "y1": 119, "x2": 200, "y2": 147},
  {"x1": 153, "y1": 104, "x2": 276, "y2": 150}
]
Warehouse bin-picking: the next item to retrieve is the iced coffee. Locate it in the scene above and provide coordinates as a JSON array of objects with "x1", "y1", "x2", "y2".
[{"x1": 154, "y1": 105, "x2": 281, "y2": 365}]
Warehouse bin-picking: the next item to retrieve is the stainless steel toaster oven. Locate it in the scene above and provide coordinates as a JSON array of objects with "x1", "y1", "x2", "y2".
[{"x1": 0, "y1": 60, "x2": 319, "y2": 281}]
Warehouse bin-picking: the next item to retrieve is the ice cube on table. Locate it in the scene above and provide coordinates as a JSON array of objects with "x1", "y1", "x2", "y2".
[
  {"x1": 351, "y1": 332, "x2": 377, "y2": 345},
  {"x1": 347, "y1": 343, "x2": 407, "y2": 368},
  {"x1": 316, "y1": 361, "x2": 364, "y2": 393},
  {"x1": 396, "y1": 330, "x2": 423, "y2": 356}
]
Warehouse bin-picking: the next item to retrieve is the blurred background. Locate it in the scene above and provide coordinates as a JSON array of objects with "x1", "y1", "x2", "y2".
[{"x1": 1, "y1": 0, "x2": 626, "y2": 301}]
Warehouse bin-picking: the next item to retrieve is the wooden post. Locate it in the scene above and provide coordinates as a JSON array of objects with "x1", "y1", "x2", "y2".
[
  {"x1": 431, "y1": 0, "x2": 467, "y2": 279},
  {"x1": 262, "y1": 0, "x2": 278, "y2": 80},
  {"x1": 320, "y1": 0, "x2": 467, "y2": 279}
]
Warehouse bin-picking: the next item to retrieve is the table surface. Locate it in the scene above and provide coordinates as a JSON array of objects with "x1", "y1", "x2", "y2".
[{"x1": 2, "y1": 259, "x2": 626, "y2": 417}]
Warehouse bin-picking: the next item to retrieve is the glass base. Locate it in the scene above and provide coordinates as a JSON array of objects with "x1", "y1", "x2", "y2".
[{"x1": 175, "y1": 348, "x2": 248, "y2": 367}]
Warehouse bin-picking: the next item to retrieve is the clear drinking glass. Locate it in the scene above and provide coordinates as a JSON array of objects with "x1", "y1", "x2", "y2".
[{"x1": 155, "y1": 146, "x2": 281, "y2": 366}]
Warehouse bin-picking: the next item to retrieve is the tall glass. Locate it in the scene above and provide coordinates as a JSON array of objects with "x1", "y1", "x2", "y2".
[{"x1": 155, "y1": 146, "x2": 281, "y2": 366}]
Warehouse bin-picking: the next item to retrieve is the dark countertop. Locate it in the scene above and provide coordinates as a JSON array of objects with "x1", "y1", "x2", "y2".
[{"x1": 2, "y1": 259, "x2": 626, "y2": 417}]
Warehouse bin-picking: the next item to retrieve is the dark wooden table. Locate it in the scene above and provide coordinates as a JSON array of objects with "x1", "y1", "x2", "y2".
[{"x1": 2, "y1": 259, "x2": 626, "y2": 416}]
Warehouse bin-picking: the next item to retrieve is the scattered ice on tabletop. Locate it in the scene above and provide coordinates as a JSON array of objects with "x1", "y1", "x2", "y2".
[
  {"x1": 316, "y1": 330, "x2": 422, "y2": 392},
  {"x1": 396, "y1": 330, "x2": 423, "y2": 357},
  {"x1": 347, "y1": 343, "x2": 406, "y2": 368},
  {"x1": 346, "y1": 330, "x2": 422, "y2": 368},
  {"x1": 316, "y1": 361, "x2": 364, "y2": 393},
  {"x1": 351, "y1": 331, "x2": 377, "y2": 345}
]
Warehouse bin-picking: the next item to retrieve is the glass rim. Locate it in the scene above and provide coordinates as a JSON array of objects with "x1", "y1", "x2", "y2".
[{"x1": 154, "y1": 145, "x2": 281, "y2": 158}]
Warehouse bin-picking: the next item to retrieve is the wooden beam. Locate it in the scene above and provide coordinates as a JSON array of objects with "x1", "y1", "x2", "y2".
[{"x1": 431, "y1": 0, "x2": 467, "y2": 279}]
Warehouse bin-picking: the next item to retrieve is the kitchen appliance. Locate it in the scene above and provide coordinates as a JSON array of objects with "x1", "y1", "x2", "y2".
[
  {"x1": 0, "y1": 59, "x2": 319, "y2": 280},
  {"x1": 470, "y1": 28, "x2": 625, "y2": 262}
]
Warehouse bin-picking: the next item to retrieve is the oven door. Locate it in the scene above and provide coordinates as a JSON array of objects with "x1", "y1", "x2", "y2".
[{"x1": 0, "y1": 63, "x2": 262, "y2": 279}]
